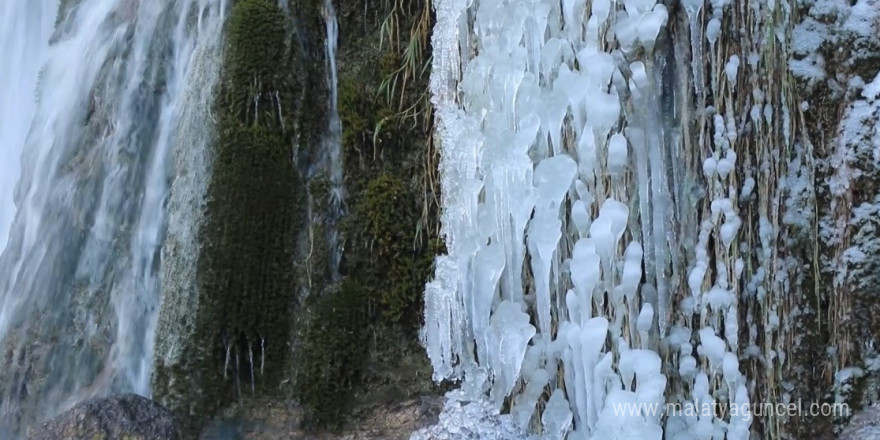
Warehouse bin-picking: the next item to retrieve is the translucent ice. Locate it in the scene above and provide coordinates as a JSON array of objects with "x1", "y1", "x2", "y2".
[
  {"x1": 698, "y1": 327, "x2": 726, "y2": 371},
  {"x1": 571, "y1": 200, "x2": 591, "y2": 237},
  {"x1": 473, "y1": 241, "x2": 506, "y2": 362},
  {"x1": 638, "y1": 5, "x2": 670, "y2": 53},
  {"x1": 587, "y1": 91, "x2": 621, "y2": 140},
  {"x1": 578, "y1": 50, "x2": 617, "y2": 89},
  {"x1": 608, "y1": 133, "x2": 629, "y2": 174},
  {"x1": 592, "y1": 0, "x2": 612, "y2": 22},
  {"x1": 534, "y1": 155, "x2": 578, "y2": 212},
  {"x1": 620, "y1": 241, "x2": 644, "y2": 300},
  {"x1": 512, "y1": 368, "x2": 551, "y2": 428},
  {"x1": 542, "y1": 389, "x2": 573, "y2": 439},
  {"x1": 578, "y1": 124, "x2": 598, "y2": 177},
  {"x1": 590, "y1": 199, "x2": 629, "y2": 260},
  {"x1": 571, "y1": 238, "x2": 602, "y2": 321},
  {"x1": 725, "y1": 54, "x2": 740, "y2": 83},
  {"x1": 592, "y1": 390, "x2": 663, "y2": 440},
  {"x1": 528, "y1": 210, "x2": 563, "y2": 336},
  {"x1": 638, "y1": 303, "x2": 654, "y2": 333},
  {"x1": 706, "y1": 18, "x2": 721, "y2": 47},
  {"x1": 489, "y1": 300, "x2": 536, "y2": 407}
]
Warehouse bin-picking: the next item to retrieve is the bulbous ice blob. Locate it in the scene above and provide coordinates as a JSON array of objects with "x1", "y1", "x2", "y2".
[
  {"x1": 688, "y1": 260, "x2": 708, "y2": 297},
  {"x1": 702, "y1": 157, "x2": 718, "y2": 178},
  {"x1": 571, "y1": 199, "x2": 590, "y2": 237},
  {"x1": 516, "y1": 112, "x2": 541, "y2": 152},
  {"x1": 590, "y1": 199, "x2": 629, "y2": 259},
  {"x1": 555, "y1": 64, "x2": 589, "y2": 127},
  {"x1": 720, "y1": 215, "x2": 742, "y2": 248},
  {"x1": 534, "y1": 154, "x2": 578, "y2": 212},
  {"x1": 587, "y1": 90, "x2": 620, "y2": 141},
  {"x1": 717, "y1": 149, "x2": 737, "y2": 178},
  {"x1": 707, "y1": 285, "x2": 733, "y2": 310},
  {"x1": 613, "y1": 13, "x2": 639, "y2": 52},
  {"x1": 578, "y1": 125, "x2": 598, "y2": 176},
  {"x1": 607, "y1": 132, "x2": 629, "y2": 174},
  {"x1": 629, "y1": 61, "x2": 649, "y2": 90},
  {"x1": 706, "y1": 17, "x2": 721, "y2": 47},
  {"x1": 679, "y1": 355, "x2": 697, "y2": 378},
  {"x1": 571, "y1": 238, "x2": 601, "y2": 318},
  {"x1": 591, "y1": 0, "x2": 612, "y2": 22},
  {"x1": 541, "y1": 38, "x2": 574, "y2": 78},
  {"x1": 725, "y1": 54, "x2": 740, "y2": 83},
  {"x1": 698, "y1": 327, "x2": 727, "y2": 371},
  {"x1": 637, "y1": 4, "x2": 669, "y2": 52},
  {"x1": 638, "y1": 303, "x2": 654, "y2": 332},
  {"x1": 577, "y1": 50, "x2": 616, "y2": 89},
  {"x1": 620, "y1": 241, "x2": 643, "y2": 299}
]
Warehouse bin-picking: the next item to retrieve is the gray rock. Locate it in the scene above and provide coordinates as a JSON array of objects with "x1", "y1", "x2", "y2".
[{"x1": 27, "y1": 393, "x2": 182, "y2": 440}]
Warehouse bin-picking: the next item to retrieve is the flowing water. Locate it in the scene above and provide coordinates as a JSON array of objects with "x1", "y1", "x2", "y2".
[
  {"x1": 322, "y1": 0, "x2": 344, "y2": 280},
  {"x1": 0, "y1": 0, "x2": 224, "y2": 435},
  {"x1": 0, "y1": 1, "x2": 56, "y2": 257}
]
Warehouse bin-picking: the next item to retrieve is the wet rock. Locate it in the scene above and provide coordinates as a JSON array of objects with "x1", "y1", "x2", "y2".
[
  {"x1": 200, "y1": 396, "x2": 443, "y2": 440},
  {"x1": 27, "y1": 393, "x2": 181, "y2": 440}
]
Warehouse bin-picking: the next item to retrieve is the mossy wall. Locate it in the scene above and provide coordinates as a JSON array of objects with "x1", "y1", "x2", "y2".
[
  {"x1": 293, "y1": 280, "x2": 370, "y2": 426},
  {"x1": 290, "y1": 0, "x2": 443, "y2": 429},
  {"x1": 152, "y1": 0, "x2": 305, "y2": 434},
  {"x1": 153, "y1": 0, "x2": 441, "y2": 433},
  {"x1": 336, "y1": 0, "x2": 441, "y2": 326}
]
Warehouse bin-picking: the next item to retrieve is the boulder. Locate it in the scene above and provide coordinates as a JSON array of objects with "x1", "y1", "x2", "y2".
[{"x1": 28, "y1": 393, "x2": 181, "y2": 440}]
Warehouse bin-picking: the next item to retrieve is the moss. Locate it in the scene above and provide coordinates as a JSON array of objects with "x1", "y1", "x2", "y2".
[
  {"x1": 332, "y1": 0, "x2": 440, "y2": 326},
  {"x1": 153, "y1": 0, "x2": 304, "y2": 435},
  {"x1": 294, "y1": 280, "x2": 370, "y2": 427},
  {"x1": 203, "y1": 0, "x2": 299, "y2": 384},
  {"x1": 200, "y1": 122, "x2": 300, "y2": 379},
  {"x1": 222, "y1": 0, "x2": 290, "y2": 128}
]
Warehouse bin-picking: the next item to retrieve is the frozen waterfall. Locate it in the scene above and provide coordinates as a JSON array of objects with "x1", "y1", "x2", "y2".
[{"x1": 418, "y1": 0, "x2": 813, "y2": 438}]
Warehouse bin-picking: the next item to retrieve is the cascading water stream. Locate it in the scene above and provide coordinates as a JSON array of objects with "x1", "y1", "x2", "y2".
[
  {"x1": 0, "y1": 0, "x2": 56, "y2": 255},
  {"x1": 322, "y1": 0, "x2": 345, "y2": 280},
  {"x1": 0, "y1": 0, "x2": 224, "y2": 436}
]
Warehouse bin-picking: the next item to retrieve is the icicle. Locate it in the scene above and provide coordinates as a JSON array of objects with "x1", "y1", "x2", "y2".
[{"x1": 683, "y1": 0, "x2": 705, "y2": 99}]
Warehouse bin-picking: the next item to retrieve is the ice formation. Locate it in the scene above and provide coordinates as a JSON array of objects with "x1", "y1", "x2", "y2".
[{"x1": 420, "y1": 0, "x2": 762, "y2": 437}]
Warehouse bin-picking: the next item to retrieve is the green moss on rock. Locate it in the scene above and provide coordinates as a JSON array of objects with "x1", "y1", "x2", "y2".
[
  {"x1": 153, "y1": 0, "x2": 303, "y2": 435},
  {"x1": 294, "y1": 280, "x2": 370, "y2": 427}
]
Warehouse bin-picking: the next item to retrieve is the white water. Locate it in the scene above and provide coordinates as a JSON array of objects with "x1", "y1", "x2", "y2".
[
  {"x1": 322, "y1": 0, "x2": 345, "y2": 280},
  {"x1": 0, "y1": 0, "x2": 225, "y2": 435},
  {"x1": 0, "y1": 0, "x2": 56, "y2": 254}
]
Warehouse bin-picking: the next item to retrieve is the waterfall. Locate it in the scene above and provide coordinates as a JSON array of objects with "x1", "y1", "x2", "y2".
[
  {"x1": 0, "y1": 0, "x2": 56, "y2": 256},
  {"x1": 322, "y1": 0, "x2": 345, "y2": 280},
  {"x1": 0, "y1": 0, "x2": 224, "y2": 436}
]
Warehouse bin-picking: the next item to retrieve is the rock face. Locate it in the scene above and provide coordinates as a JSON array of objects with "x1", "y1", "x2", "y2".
[
  {"x1": 27, "y1": 394, "x2": 181, "y2": 440},
  {"x1": 199, "y1": 396, "x2": 443, "y2": 440}
]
